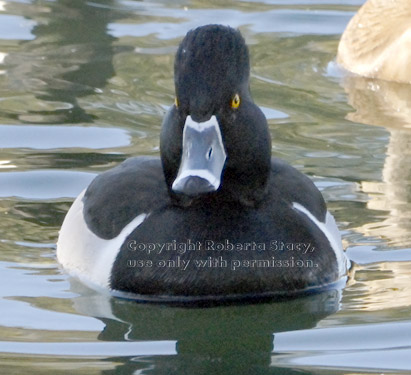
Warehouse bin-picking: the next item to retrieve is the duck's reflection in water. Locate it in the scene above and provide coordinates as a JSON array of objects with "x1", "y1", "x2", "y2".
[
  {"x1": 70, "y1": 279, "x2": 343, "y2": 375},
  {"x1": 343, "y1": 75, "x2": 411, "y2": 248}
]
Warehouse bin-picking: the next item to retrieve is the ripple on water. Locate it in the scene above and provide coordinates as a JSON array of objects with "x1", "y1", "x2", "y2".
[{"x1": 0, "y1": 125, "x2": 131, "y2": 150}]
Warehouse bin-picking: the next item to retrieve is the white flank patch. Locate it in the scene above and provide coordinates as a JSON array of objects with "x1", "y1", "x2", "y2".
[
  {"x1": 292, "y1": 202, "x2": 349, "y2": 277},
  {"x1": 57, "y1": 189, "x2": 147, "y2": 288}
]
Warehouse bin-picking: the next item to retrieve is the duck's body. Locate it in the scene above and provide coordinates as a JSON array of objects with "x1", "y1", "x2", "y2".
[
  {"x1": 58, "y1": 156, "x2": 346, "y2": 301},
  {"x1": 337, "y1": 0, "x2": 411, "y2": 83},
  {"x1": 58, "y1": 25, "x2": 349, "y2": 303}
]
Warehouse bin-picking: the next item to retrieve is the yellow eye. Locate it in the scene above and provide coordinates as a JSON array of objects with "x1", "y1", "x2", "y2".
[
  {"x1": 231, "y1": 94, "x2": 241, "y2": 109},
  {"x1": 174, "y1": 97, "x2": 179, "y2": 107}
]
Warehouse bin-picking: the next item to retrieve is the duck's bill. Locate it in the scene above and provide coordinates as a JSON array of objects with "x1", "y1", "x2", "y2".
[{"x1": 172, "y1": 115, "x2": 227, "y2": 196}]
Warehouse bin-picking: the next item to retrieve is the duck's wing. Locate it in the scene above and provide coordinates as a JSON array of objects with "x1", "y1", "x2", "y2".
[
  {"x1": 83, "y1": 157, "x2": 169, "y2": 239},
  {"x1": 270, "y1": 157, "x2": 327, "y2": 222},
  {"x1": 57, "y1": 157, "x2": 169, "y2": 288},
  {"x1": 269, "y1": 158, "x2": 349, "y2": 278}
]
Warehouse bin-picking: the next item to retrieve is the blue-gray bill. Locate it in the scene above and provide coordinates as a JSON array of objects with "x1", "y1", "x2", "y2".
[{"x1": 172, "y1": 115, "x2": 227, "y2": 196}]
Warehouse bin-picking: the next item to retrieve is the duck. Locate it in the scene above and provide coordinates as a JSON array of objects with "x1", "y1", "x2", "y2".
[
  {"x1": 57, "y1": 25, "x2": 349, "y2": 303},
  {"x1": 337, "y1": 0, "x2": 411, "y2": 83}
]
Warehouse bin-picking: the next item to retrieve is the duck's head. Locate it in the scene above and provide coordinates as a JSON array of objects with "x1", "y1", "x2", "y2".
[{"x1": 160, "y1": 25, "x2": 271, "y2": 206}]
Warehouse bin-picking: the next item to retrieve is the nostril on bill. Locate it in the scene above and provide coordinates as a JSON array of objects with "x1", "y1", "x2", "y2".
[{"x1": 206, "y1": 147, "x2": 213, "y2": 160}]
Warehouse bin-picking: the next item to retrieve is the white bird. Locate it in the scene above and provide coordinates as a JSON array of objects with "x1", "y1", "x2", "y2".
[{"x1": 337, "y1": 0, "x2": 411, "y2": 83}]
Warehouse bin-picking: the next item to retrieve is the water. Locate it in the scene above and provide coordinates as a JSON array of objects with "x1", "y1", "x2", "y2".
[{"x1": 1, "y1": 0, "x2": 411, "y2": 373}]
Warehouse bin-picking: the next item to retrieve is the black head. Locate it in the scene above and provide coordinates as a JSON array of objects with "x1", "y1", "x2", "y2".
[
  {"x1": 174, "y1": 25, "x2": 250, "y2": 122},
  {"x1": 160, "y1": 25, "x2": 271, "y2": 206}
]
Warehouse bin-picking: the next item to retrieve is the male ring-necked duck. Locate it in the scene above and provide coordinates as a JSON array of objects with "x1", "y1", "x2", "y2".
[
  {"x1": 57, "y1": 25, "x2": 349, "y2": 303},
  {"x1": 337, "y1": 0, "x2": 411, "y2": 83}
]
